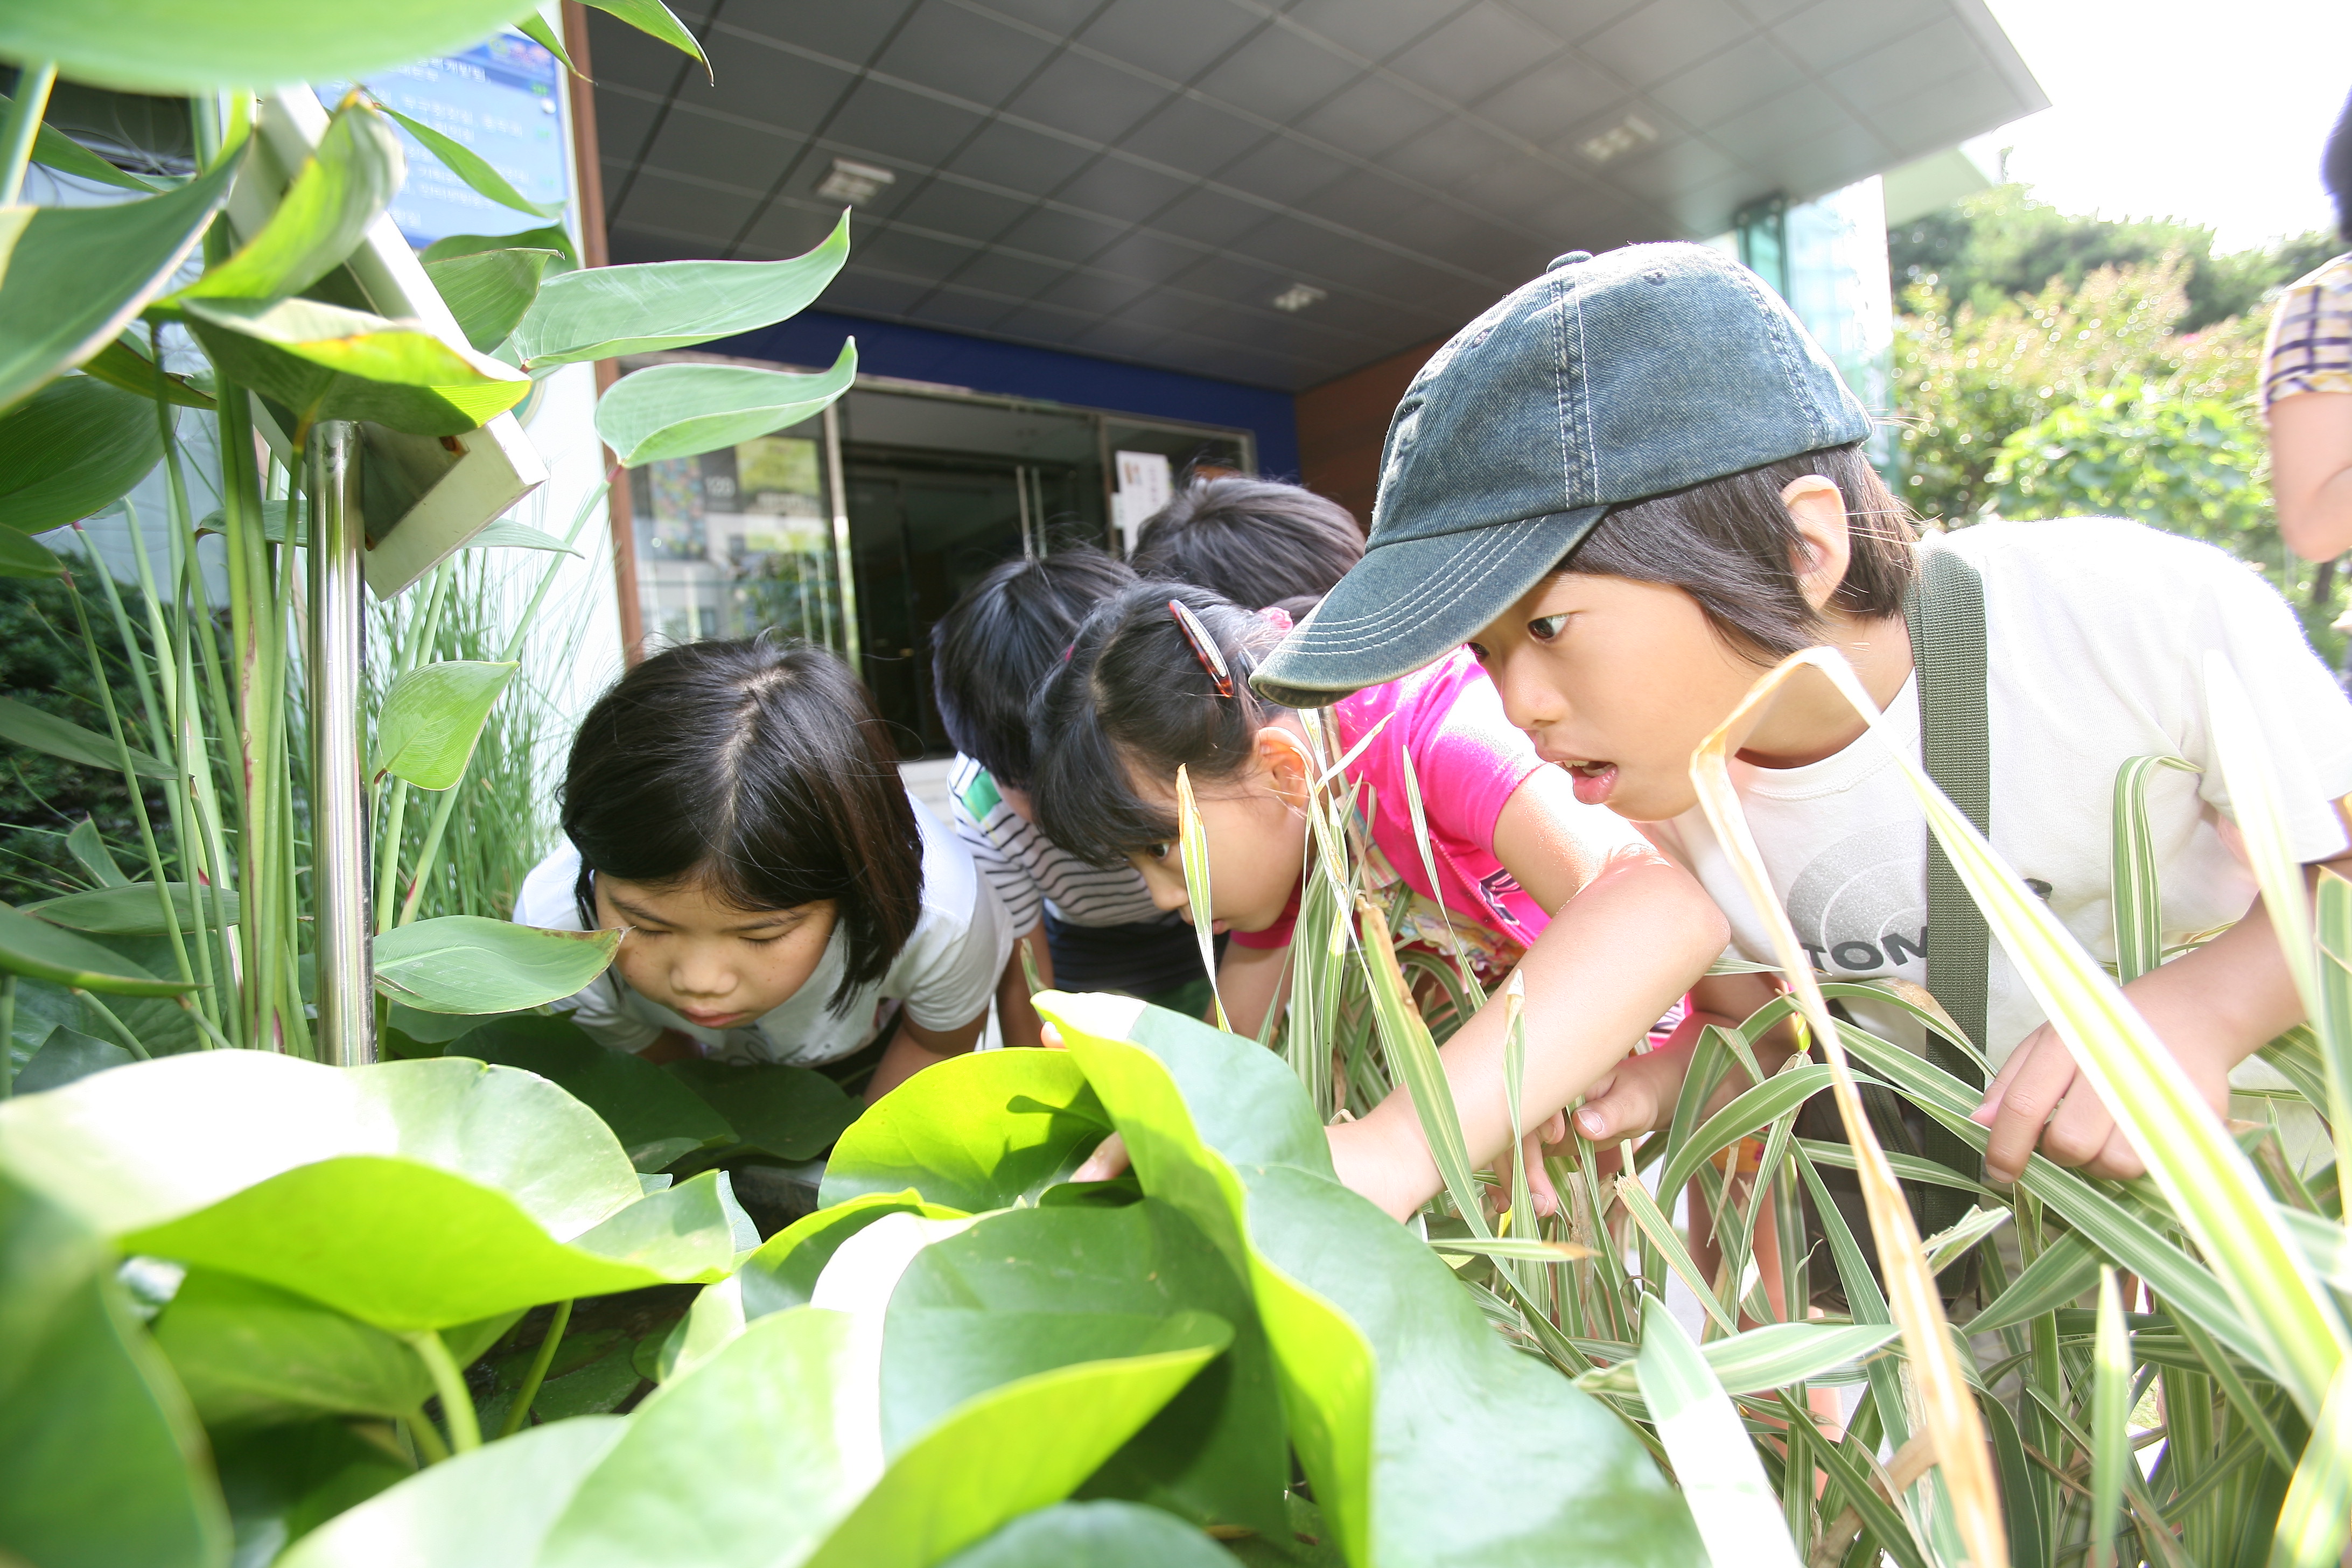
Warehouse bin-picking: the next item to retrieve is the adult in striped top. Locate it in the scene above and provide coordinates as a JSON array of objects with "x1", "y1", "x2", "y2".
[{"x1": 2264, "y1": 90, "x2": 2352, "y2": 561}]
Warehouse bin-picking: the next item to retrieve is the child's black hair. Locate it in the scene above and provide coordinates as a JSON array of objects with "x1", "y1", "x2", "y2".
[
  {"x1": 2327, "y1": 88, "x2": 2352, "y2": 243},
  {"x1": 1131, "y1": 475, "x2": 1363, "y2": 617},
  {"x1": 1031, "y1": 580, "x2": 1291, "y2": 867},
  {"x1": 561, "y1": 636, "x2": 922, "y2": 1011},
  {"x1": 929, "y1": 548, "x2": 1135, "y2": 788},
  {"x1": 1562, "y1": 442, "x2": 1919, "y2": 663}
]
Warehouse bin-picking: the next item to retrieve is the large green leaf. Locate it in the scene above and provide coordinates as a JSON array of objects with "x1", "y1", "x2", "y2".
[
  {"x1": 0, "y1": 526, "x2": 61, "y2": 577},
  {"x1": 820, "y1": 1047, "x2": 1107, "y2": 1213},
  {"x1": 0, "y1": 1171, "x2": 230, "y2": 1568},
  {"x1": 596, "y1": 340, "x2": 857, "y2": 466},
  {"x1": 448, "y1": 1014, "x2": 736, "y2": 1171},
  {"x1": 211, "y1": 1420, "x2": 410, "y2": 1568},
  {"x1": 424, "y1": 247, "x2": 558, "y2": 351},
  {"x1": 79, "y1": 334, "x2": 214, "y2": 408},
  {"x1": 373, "y1": 659, "x2": 518, "y2": 790},
  {"x1": 425, "y1": 223, "x2": 578, "y2": 272},
  {"x1": 0, "y1": 375, "x2": 164, "y2": 534},
  {"x1": 1037, "y1": 991, "x2": 1699, "y2": 1568},
  {"x1": 14, "y1": 1026, "x2": 133, "y2": 1094},
  {"x1": 30, "y1": 882, "x2": 240, "y2": 935},
  {"x1": 375, "y1": 102, "x2": 559, "y2": 220},
  {"x1": 0, "y1": 148, "x2": 239, "y2": 411},
  {"x1": 276, "y1": 1416, "x2": 629, "y2": 1568},
  {"x1": 183, "y1": 295, "x2": 530, "y2": 438},
  {"x1": 0, "y1": 93, "x2": 160, "y2": 192},
  {"x1": 738, "y1": 1191, "x2": 969, "y2": 1320},
  {"x1": 887, "y1": 1201, "x2": 1289, "y2": 1537},
  {"x1": 510, "y1": 210, "x2": 849, "y2": 370},
  {"x1": 1577, "y1": 1320, "x2": 1899, "y2": 1398},
  {"x1": 0, "y1": 2, "x2": 568, "y2": 93},
  {"x1": 0, "y1": 900, "x2": 195, "y2": 995},
  {"x1": 1633, "y1": 1295, "x2": 1801, "y2": 1568},
  {"x1": 373, "y1": 915, "x2": 618, "y2": 1014},
  {"x1": 936, "y1": 1502, "x2": 1238, "y2": 1568},
  {"x1": 153, "y1": 1268, "x2": 445, "y2": 1425},
  {"x1": 175, "y1": 99, "x2": 403, "y2": 304},
  {"x1": 664, "y1": 1055, "x2": 857, "y2": 1163},
  {"x1": 0, "y1": 691, "x2": 172, "y2": 777},
  {"x1": 578, "y1": 0, "x2": 708, "y2": 75}
]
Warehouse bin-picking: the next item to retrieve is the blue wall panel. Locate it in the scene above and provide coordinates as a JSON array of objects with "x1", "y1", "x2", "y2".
[{"x1": 707, "y1": 309, "x2": 1302, "y2": 480}]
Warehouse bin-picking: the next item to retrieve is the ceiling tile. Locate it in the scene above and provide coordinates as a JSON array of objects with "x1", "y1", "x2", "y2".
[
  {"x1": 716, "y1": 0, "x2": 921, "y2": 65},
  {"x1": 1154, "y1": 185, "x2": 1275, "y2": 247},
  {"x1": 911, "y1": 290, "x2": 1018, "y2": 331},
  {"x1": 607, "y1": 223, "x2": 712, "y2": 264},
  {"x1": 1705, "y1": 86, "x2": 1851, "y2": 165},
  {"x1": 1769, "y1": 0, "x2": 1940, "y2": 73},
  {"x1": 610, "y1": 171, "x2": 762, "y2": 247},
  {"x1": 636, "y1": 107, "x2": 785, "y2": 193},
  {"x1": 1115, "y1": 96, "x2": 1269, "y2": 178},
  {"x1": 1071, "y1": 317, "x2": 1176, "y2": 358},
  {"x1": 1821, "y1": 17, "x2": 1981, "y2": 110},
  {"x1": 1078, "y1": 0, "x2": 1265, "y2": 81},
  {"x1": 1092, "y1": 226, "x2": 1209, "y2": 282},
  {"x1": 953, "y1": 248, "x2": 1070, "y2": 298},
  {"x1": 1003, "y1": 51, "x2": 1163, "y2": 144},
  {"x1": 1283, "y1": 0, "x2": 1470, "y2": 64},
  {"x1": 1656, "y1": 167, "x2": 1754, "y2": 234},
  {"x1": 944, "y1": 118, "x2": 1098, "y2": 194},
  {"x1": 1149, "y1": 333, "x2": 1299, "y2": 388},
  {"x1": 1493, "y1": 0, "x2": 1645, "y2": 47},
  {"x1": 1032, "y1": 269, "x2": 1155, "y2": 313},
  {"x1": 990, "y1": 300, "x2": 1097, "y2": 344},
  {"x1": 871, "y1": 3, "x2": 1055, "y2": 106},
  {"x1": 1293, "y1": 74, "x2": 1446, "y2": 158},
  {"x1": 822, "y1": 78, "x2": 990, "y2": 166},
  {"x1": 1861, "y1": 72, "x2": 2020, "y2": 157},
  {"x1": 1448, "y1": 151, "x2": 1585, "y2": 220},
  {"x1": 737, "y1": 199, "x2": 850, "y2": 257},
  {"x1": 1294, "y1": 165, "x2": 1429, "y2": 232},
  {"x1": 1474, "y1": 54, "x2": 1621, "y2": 142},
  {"x1": 993, "y1": 203, "x2": 1130, "y2": 262},
  {"x1": 888, "y1": 179, "x2": 1033, "y2": 243},
  {"x1": 1592, "y1": 131, "x2": 1734, "y2": 202},
  {"x1": 1193, "y1": 25, "x2": 1364, "y2": 123},
  {"x1": 817, "y1": 266, "x2": 932, "y2": 315},
  {"x1": 1216, "y1": 137, "x2": 1355, "y2": 207},
  {"x1": 1166, "y1": 250, "x2": 1290, "y2": 305},
  {"x1": 590, "y1": 89, "x2": 664, "y2": 169},
  {"x1": 584, "y1": 12, "x2": 701, "y2": 93},
  {"x1": 1052, "y1": 156, "x2": 1197, "y2": 224},
  {"x1": 1226, "y1": 211, "x2": 1362, "y2": 275},
  {"x1": 967, "y1": 0, "x2": 1104, "y2": 36},
  {"x1": 1377, "y1": 117, "x2": 1512, "y2": 187},
  {"x1": 1644, "y1": 33, "x2": 1806, "y2": 129},
  {"x1": 673, "y1": 47, "x2": 855, "y2": 137},
  {"x1": 857, "y1": 224, "x2": 983, "y2": 278},
  {"x1": 1769, "y1": 117, "x2": 1887, "y2": 198},
  {"x1": 1107, "y1": 290, "x2": 1215, "y2": 333},
  {"x1": 1579, "y1": 0, "x2": 1753, "y2": 88},
  {"x1": 1389, "y1": 2, "x2": 1566, "y2": 105}
]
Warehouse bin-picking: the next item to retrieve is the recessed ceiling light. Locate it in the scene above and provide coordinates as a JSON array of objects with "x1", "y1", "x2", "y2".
[
  {"x1": 1270, "y1": 283, "x2": 1326, "y2": 313},
  {"x1": 1578, "y1": 115, "x2": 1657, "y2": 165},
  {"x1": 816, "y1": 157, "x2": 895, "y2": 205}
]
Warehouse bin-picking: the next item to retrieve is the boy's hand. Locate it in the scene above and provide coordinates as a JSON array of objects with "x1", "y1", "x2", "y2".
[
  {"x1": 1971, "y1": 1023, "x2": 2233, "y2": 1184},
  {"x1": 1569, "y1": 1042, "x2": 1696, "y2": 1146}
]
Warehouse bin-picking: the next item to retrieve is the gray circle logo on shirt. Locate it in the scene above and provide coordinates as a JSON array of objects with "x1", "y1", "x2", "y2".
[{"x1": 1785, "y1": 821, "x2": 1928, "y2": 975}]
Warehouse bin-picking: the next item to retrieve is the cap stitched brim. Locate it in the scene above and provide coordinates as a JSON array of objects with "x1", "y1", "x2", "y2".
[{"x1": 1252, "y1": 504, "x2": 1608, "y2": 708}]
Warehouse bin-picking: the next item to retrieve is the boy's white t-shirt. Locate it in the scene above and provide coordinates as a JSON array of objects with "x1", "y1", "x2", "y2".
[
  {"x1": 513, "y1": 794, "x2": 1013, "y2": 1067},
  {"x1": 1644, "y1": 519, "x2": 2352, "y2": 1072}
]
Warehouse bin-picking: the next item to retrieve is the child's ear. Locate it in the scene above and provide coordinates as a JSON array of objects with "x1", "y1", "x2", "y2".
[
  {"x1": 1781, "y1": 474, "x2": 1853, "y2": 612},
  {"x1": 1257, "y1": 725, "x2": 1314, "y2": 811}
]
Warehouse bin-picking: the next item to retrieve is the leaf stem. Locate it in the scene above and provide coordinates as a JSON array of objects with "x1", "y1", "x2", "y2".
[
  {"x1": 1, "y1": 973, "x2": 15, "y2": 1097},
  {"x1": 501, "y1": 1298, "x2": 573, "y2": 1438},
  {"x1": 403, "y1": 1405, "x2": 452, "y2": 1466},
  {"x1": 407, "y1": 1328, "x2": 482, "y2": 1454},
  {"x1": 75, "y1": 990, "x2": 150, "y2": 1060},
  {"x1": 0, "y1": 62, "x2": 57, "y2": 206}
]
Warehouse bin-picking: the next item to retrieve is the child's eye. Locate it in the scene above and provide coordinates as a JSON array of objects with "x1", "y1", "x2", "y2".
[
  {"x1": 1527, "y1": 613, "x2": 1570, "y2": 643},
  {"x1": 1144, "y1": 843, "x2": 1173, "y2": 862},
  {"x1": 1465, "y1": 641, "x2": 1490, "y2": 663}
]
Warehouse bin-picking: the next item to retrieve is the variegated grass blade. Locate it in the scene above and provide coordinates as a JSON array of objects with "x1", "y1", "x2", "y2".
[
  {"x1": 1172, "y1": 765, "x2": 1227, "y2": 1033},
  {"x1": 1356, "y1": 895, "x2": 1490, "y2": 1239},
  {"x1": 2088, "y1": 1265, "x2": 2129, "y2": 1568},
  {"x1": 1633, "y1": 1293, "x2": 1804, "y2": 1568}
]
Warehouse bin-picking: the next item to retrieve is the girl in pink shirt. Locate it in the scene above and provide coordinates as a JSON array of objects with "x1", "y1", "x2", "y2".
[{"x1": 1031, "y1": 580, "x2": 1724, "y2": 1221}]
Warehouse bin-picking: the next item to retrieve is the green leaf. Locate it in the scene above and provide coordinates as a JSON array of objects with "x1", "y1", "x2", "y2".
[
  {"x1": 0, "y1": 95, "x2": 160, "y2": 192},
  {"x1": 66, "y1": 817, "x2": 130, "y2": 885},
  {"x1": 937, "y1": 1502, "x2": 1240, "y2": 1568},
  {"x1": 578, "y1": 0, "x2": 709, "y2": 76},
  {"x1": 819, "y1": 1047, "x2": 1107, "y2": 1212},
  {"x1": 373, "y1": 915, "x2": 618, "y2": 1014},
  {"x1": 210, "y1": 1420, "x2": 410, "y2": 1568},
  {"x1": 425, "y1": 223, "x2": 579, "y2": 272},
  {"x1": 1633, "y1": 1295, "x2": 1802, "y2": 1568},
  {"x1": 153, "y1": 1267, "x2": 442, "y2": 1425},
  {"x1": 0, "y1": 2, "x2": 579, "y2": 94},
  {"x1": 0, "y1": 147, "x2": 238, "y2": 411},
  {"x1": 78, "y1": 334, "x2": 213, "y2": 409},
  {"x1": 511, "y1": 209, "x2": 849, "y2": 370},
  {"x1": 2088, "y1": 1266, "x2": 2129, "y2": 1568},
  {"x1": 375, "y1": 101, "x2": 560, "y2": 220},
  {"x1": 0, "y1": 1171, "x2": 230, "y2": 1568},
  {"x1": 0, "y1": 375, "x2": 164, "y2": 534},
  {"x1": 0, "y1": 526, "x2": 61, "y2": 578},
  {"x1": 0, "y1": 900, "x2": 194, "y2": 995},
  {"x1": 568, "y1": 1168, "x2": 749, "y2": 1278},
  {"x1": 2271, "y1": 1356, "x2": 2352, "y2": 1568},
  {"x1": 1578, "y1": 1320, "x2": 1900, "y2": 1397},
  {"x1": 515, "y1": 11, "x2": 579, "y2": 75},
  {"x1": 181, "y1": 295, "x2": 530, "y2": 439},
  {"x1": 175, "y1": 98, "x2": 403, "y2": 304},
  {"x1": 737, "y1": 1191, "x2": 969, "y2": 1320},
  {"x1": 447, "y1": 1014, "x2": 735, "y2": 1171},
  {"x1": 13, "y1": 1025, "x2": 133, "y2": 1094},
  {"x1": 1655, "y1": 1061, "x2": 1840, "y2": 1199},
  {"x1": 465, "y1": 517, "x2": 578, "y2": 554},
  {"x1": 887, "y1": 1202, "x2": 1289, "y2": 1537},
  {"x1": 424, "y1": 247, "x2": 558, "y2": 351},
  {"x1": 596, "y1": 340, "x2": 857, "y2": 466},
  {"x1": 663, "y1": 1056, "x2": 857, "y2": 1164},
  {"x1": 373, "y1": 659, "x2": 519, "y2": 790},
  {"x1": 276, "y1": 1416, "x2": 628, "y2": 1568},
  {"x1": 29, "y1": 882, "x2": 240, "y2": 935},
  {"x1": 0, "y1": 691, "x2": 172, "y2": 778}
]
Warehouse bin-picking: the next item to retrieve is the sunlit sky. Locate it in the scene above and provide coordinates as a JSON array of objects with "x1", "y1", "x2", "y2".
[{"x1": 1973, "y1": 0, "x2": 2350, "y2": 251}]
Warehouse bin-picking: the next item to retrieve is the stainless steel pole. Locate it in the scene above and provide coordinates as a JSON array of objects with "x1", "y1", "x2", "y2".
[{"x1": 305, "y1": 421, "x2": 375, "y2": 1066}]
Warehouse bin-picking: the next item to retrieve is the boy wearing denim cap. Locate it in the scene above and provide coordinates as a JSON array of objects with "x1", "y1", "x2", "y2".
[{"x1": 1257, "y1": 242, "x2": 2352, "y2": 1191}]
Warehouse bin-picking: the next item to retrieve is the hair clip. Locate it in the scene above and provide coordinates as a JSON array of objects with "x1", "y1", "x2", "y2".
[
  {"x1": 1167, "y1": 598, "x2": 1234, "y2": 698},
  {"x1": 1257, "y1": 605, "x2": 1294, "y2": 633}
]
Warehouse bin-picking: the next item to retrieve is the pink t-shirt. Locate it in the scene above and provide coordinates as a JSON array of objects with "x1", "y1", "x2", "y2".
[{"x1": 1234, "y1": 648, "x2": 1548, "y2": 949}]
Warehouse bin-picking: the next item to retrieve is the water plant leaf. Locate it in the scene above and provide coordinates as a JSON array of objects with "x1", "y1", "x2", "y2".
[
  {"x1": 0, "y1": 1, "x2": 575, "y2": 93},
  {"x1": 373, "y1": 916, "x2": 619, "y2": 1014},
  {"x1": 515, "y1": 11, "x2": 579, "y2": 75},
  {"x1": 2088, "y1": 1266, "x2": 2129, "y2": 1568},
  {"x1": 0, "y1": 691, "x2": 172, "y2": 778},
  {"x1": 1038, "y1": 991, "x2": 1700, "y2": 1568},
  {"x1": 663, "y1": 1056, "x2": 857, "y2": 1164},
  {"x1": 79, "y1": 334, "x2": 214, "y2": 409},
  {"x1": 737, "y1": 1191, "x2": 969, "y2": 1320},
  {"x1": 938, "y1": 1501, "x2": 1240, "y2": 1568},
  {"x1": 29, "y1": 882, "x2": 241, "y2": 935},
  {"x1": 174, "y1": 98, "x2": 403, "y2": 304},
  {"x1": 0, "y1": 148, "x2": 239, "y2": 412},
  {"x1": 153, "y1": 1267, "x2": 442, "y2": 1425},
  {"x1": 448, "y1": 1014, "x2": 735, "y2": 1171},
  {"x1": 65, "y1": 817, "x2": 130, "y2": 886},
  {"x1": 210, "y1": 1419, "x2": 411, "y2": 1568},
  {"x1": 464, "y1": 517, "x2": 578, "y2": 554},
  {"x1": 0, "y1": 375, "x2": 164, "y2": 534},
  {"x1": 819, "y1": 1047, "x2": 1107, "y2": 1212},
  {"x1": 595, "y1": 340, "x2": 857, "y2": 466},
  {"x1": 0, "y1": 1171, "x2": 230, "y2": 1568},
  {"x1": 2271, "y1": 1356, "x2": 2352, "y2": 1568},
  {"x1": 1633, "y1": 1294, "x2": 1802, "y2": 1568},
  {"x1": 510, "y1": 209, "x2": 849, "y2": 370},
  {"x1": 423, "y1": 247, "x2": 558, "y2": 351},
  {"x1": 0, "y1": 900, "x2": 195, "y2": 995},
  {"x1": 14, "y1": 1025, "x2": 133, "y2": 1094},
  {"x1": 276, "y1": 1415, "x2": 629, "y2": 1568},
  {"x1": 182, "y1": 295, "x2": 530, "y2": 439},
  {"x1": 579, "y1": 0, "x2": 708, "y2": 76},
  {"x1": 0, "y1": 94, "x2": 160, "y2": 192},
  {"x1": 0, "y1": 526, "x2": 61, "y2": 578},
  {"x1": 1579, "y1": 1320, "x2": 1899, "y2": 1397},
  {"x1": 193, "y1": 496, "x2": 304, "y2": 543},
  {"x1": 374, "y1": 102, "x2": 560, "y2": 220},
  {"x1": 425, "y1": 223, "x2": 579, "y2": 272},
  {"x1": 373, "y1": 659, "x2": 518, "y2": 790}
]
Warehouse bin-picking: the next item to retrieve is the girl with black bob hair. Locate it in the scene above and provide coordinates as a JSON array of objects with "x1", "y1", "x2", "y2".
[{"x1": 514, "y1": 636, "x2": 1012, "y2": 1101}]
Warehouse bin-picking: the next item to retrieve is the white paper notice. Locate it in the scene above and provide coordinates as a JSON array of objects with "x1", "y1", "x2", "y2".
[{"x1": 1112, "y1": 450, "x2": 1174, "y2": 557}]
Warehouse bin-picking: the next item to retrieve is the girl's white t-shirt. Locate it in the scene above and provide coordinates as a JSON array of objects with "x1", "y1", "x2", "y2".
[
  {"x1": 513, "y1": 794, "x2": 1013, "y2": 1067},
  {"x1": 1644, "y1": 518, "x2": 2352, "y2": 1073}
]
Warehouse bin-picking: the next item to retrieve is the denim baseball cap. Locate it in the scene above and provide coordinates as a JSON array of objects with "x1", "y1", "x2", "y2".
[{"x1": 1253, "y1": 241, "x2": 1871, "y2": 708}]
